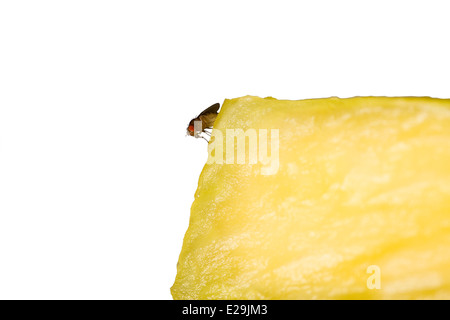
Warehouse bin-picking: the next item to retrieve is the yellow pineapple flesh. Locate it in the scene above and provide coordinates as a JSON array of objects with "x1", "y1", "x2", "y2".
[{"x1": 172, "y1": 96, "x2": 450, "y2": 299}]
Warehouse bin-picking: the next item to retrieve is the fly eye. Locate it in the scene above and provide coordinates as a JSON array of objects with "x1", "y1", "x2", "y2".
[{"x1": 188, "y1": 125, "x2": 194, "y2": 132}]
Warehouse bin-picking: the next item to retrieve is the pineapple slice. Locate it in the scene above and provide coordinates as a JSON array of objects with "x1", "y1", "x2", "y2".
[{"x1": 172, "y1": 96, "x2": 450, "y2": 299}]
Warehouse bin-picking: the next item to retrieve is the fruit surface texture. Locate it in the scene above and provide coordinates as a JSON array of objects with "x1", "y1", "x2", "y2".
[{"x1": 172, "y1": 96, "x2": 450, "y2": 299}]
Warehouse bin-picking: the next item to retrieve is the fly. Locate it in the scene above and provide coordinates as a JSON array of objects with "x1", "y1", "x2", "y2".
[{"x1": 186, "y1": 103, "x2": 220, "y2": 142}]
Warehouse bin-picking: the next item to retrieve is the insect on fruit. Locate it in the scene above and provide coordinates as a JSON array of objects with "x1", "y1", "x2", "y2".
[{"x1": 186, "y1": 103, "x2": 220, "y2": 142}]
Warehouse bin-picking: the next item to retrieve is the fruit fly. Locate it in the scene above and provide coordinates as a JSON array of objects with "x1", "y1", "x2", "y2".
[{"x1": 186, "y1": 103, "x2": 220, "y2": 142}]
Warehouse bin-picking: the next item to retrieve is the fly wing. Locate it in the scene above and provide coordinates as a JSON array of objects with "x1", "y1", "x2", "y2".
[
  {"x1": 198, "y1": 103, "x2": 220, "y2": 116},
  {"x1": 199, "y1": 113, "x2": 218, "y2": 129}
]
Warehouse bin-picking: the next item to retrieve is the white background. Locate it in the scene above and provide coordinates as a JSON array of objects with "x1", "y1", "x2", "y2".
[{"x1": 0, "y1": 1, "x2": 449, "y2": 299}]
